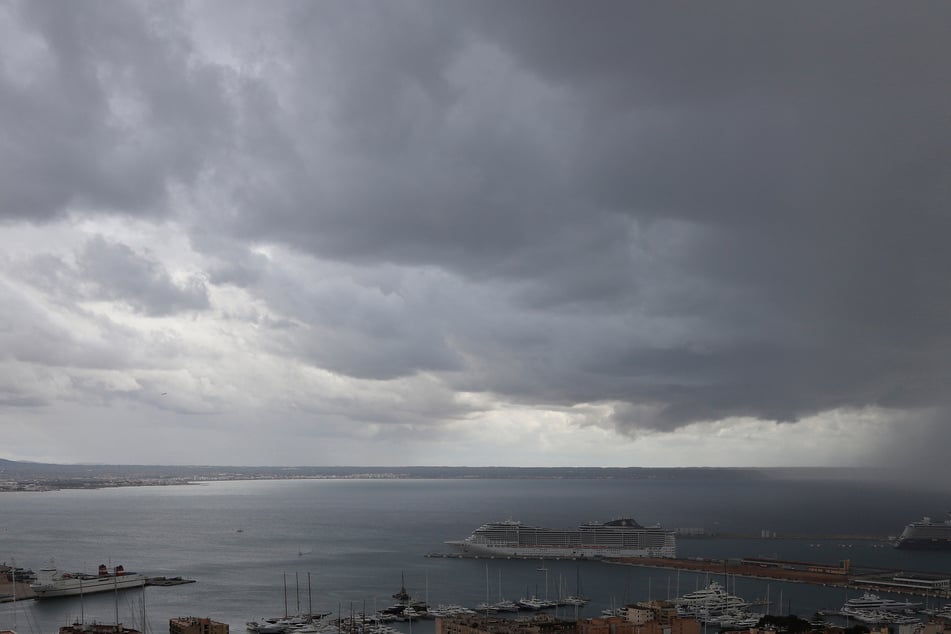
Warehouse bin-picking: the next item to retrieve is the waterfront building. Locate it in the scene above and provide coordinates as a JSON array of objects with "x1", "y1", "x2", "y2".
[
  {"x1": 917, "y1": 621, "x2": 948, "y2": 634},
  {"x1": 674, "y1": 529, "x2": 706, "y2": 537},
  {"x1": 169, "y1": 617, "x2": 229, "y2": 634},
  {"x1": 578, "y1": 617, "x2": 636, "y2": 634},
  {"x1": 852, "y1": 572, "x2": 950, "y2": 593},
  {"x1": 621, "y1": 601, "x2": 700, "y2": 634},
  {"x1": 435, "y1": 615, "x2": 576, "y2": 634},
  {"x1": 577, "y1": 612, "x2": 699, "y2": 634}
]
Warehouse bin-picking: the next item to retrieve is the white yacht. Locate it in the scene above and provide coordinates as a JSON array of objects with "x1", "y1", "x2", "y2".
[
  {"x1": 674, "y1": 581, "x2": 752, "y2": 622},
  {"x1": 843, "y1": 592, "x2": 921, "y2": 613}
]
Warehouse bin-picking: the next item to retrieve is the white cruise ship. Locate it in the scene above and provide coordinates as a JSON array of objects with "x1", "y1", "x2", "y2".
[
  {"x1": 449, "y1": 518, "x2": 677, "y2": 559},
  {"x1": 31, "y1": 564, "x2": 147, "y2": 598}
]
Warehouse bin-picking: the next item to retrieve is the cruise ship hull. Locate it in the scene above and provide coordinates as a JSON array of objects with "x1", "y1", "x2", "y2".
[
  {"x1": 894, "y1": 516, "x2": 951, "y2": 550},
  {"x1": 452, "y1": 543, "x2": 672, "y2": 558},
  {"x1": 451, "y1": 518, "x2": 677, "y2": 559},
  {"x1": 894, "y1": 538, "x2": 951, "y2": 550}
]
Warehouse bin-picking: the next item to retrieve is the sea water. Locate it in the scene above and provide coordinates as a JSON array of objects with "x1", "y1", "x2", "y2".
[{"x1": 1, "y1": 473, "x2": 950, "y2": 634}]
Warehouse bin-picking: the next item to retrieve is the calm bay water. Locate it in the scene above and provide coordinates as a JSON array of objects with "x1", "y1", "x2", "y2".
[{"x1": 2, "y1": 473, "x2": 950, "y2": 634}]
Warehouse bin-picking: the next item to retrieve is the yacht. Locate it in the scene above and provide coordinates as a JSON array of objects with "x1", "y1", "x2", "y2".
[
  {"x1": 674, "y1": 581, "x2": 752, "y2": 622},
  {"x1": 843, "y1": 592, "x2": 921, "y2": 613}
]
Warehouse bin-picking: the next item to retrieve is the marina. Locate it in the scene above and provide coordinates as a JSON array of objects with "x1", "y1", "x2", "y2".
[{"x1": 3, "y1": 478, "x2": 951, "y2": 634}]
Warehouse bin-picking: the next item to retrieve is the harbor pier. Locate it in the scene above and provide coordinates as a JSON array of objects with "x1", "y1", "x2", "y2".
[{"x1": 606, "y1": 556, "x2": 951, "y2": 599}]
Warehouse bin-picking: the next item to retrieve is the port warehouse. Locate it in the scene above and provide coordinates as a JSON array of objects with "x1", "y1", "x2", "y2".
[
  {"x1": 851, "y1": 574, "x2": 951, "y2": 593},
  {"x1": 738, "y1": 558, "x2": 852, "y2": 575}
]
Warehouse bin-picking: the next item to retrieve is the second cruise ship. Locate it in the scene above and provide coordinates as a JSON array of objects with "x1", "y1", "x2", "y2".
[
  {"x1": 449, "y1": 518, "x2": 677, "y2": 559},
  {"x1": 895, "y1": 513, "x2": 951, "y2": 550}
]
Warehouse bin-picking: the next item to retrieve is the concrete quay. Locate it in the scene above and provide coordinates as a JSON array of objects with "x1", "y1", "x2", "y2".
[
  {"x1": 605, "y1": 556, "x2": 951, "y2": 599},
  {"x1": 0, "y1": 579, "x2": 35, "y2": 602},
  {"x1": 0, "y1": 576, "x2": 194, "y2": 602}
]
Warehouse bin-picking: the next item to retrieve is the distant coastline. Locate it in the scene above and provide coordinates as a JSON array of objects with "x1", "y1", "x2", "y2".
[{"x1": 0, "y1": 459, "x2": 875, "y2": 493}]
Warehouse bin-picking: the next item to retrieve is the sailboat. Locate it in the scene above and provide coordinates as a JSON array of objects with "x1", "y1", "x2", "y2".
[
  {"x1": 392, "y1": 572, "x2": 410, "y2": 603},
  {"x1": 4, "y1": 561, "x2": 18, "y2": 634},
  {"x1": 246, "y1": 572, "x2": 330, "y2": 634},
  {"x1": 381, "y1": 572, "x2": 427, "y2": 619},
  {"x1": 563, "y1": 567, "x2": 589, "y2": 606},
  {"x1": 491, "y1": 569, "x2": 519, "y2": 612},
  {"x1": 59, "y1": 571, "x2": 143, "y2": 634},
  {"x1": 474, "y1": 565, "x2": 497, "y2": 614}
]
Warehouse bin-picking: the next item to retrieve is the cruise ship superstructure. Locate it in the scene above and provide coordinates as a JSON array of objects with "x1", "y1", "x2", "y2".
[
  {"x1": 895, "y1": 514, "x2": 951, "y2": 550},
  {"x1": 449, "y1": 518, "x2": 677, "y2": 559}
]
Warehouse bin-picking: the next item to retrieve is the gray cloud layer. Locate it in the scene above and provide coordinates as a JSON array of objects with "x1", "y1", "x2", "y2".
[{"x1": 2, "y1": 1, "x2": 950, "y2": 463}]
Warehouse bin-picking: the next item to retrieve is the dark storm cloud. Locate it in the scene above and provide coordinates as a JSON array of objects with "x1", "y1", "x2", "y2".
[
  {"x1": 5, "y1": 0, "x2": 951, "y2": 441},
  {"x1": 12, "y1": 237, "x2": 210, "y2": 318},
  {"x1": 244, "y1": 262, "x2": 466, "y2": 381},
  {"x1": 77, "y1": 236, "x2": 209, "y2": 315},
  {"x1": 225, "y1": 1, "x2": 949, "y2": 431},
  {"x1": 0, "y1": 394, "x2": 47, "y2": 408},
  {"x1": 0, "y1": 0, "x2": 230, "y2": 220},
  {"x1": 1, "y1": 276, "x2": 144, "y2": 370}
]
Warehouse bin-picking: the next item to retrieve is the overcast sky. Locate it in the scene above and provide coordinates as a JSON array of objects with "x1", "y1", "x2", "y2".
[{"x1": 1, "y1": 1, "x2": 949, "y2": 468}]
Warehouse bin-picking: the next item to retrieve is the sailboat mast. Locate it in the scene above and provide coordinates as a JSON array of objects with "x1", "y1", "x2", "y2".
[
  {"x1": 11, "y1": 559, "x2": 16, "y2": 632},
  {"x1": 114, "y1": 566, "x2": 119, "y2": 627}
]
